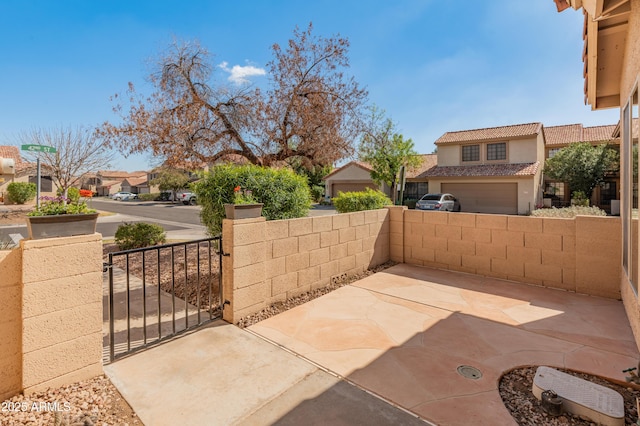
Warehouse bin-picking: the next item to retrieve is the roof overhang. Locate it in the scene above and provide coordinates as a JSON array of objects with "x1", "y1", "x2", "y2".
[{"x1": 558, "y1": 0, "x2": 630, "y2": 110}]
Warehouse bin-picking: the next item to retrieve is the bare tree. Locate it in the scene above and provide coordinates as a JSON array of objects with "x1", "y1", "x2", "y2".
[
  {"x1": 100, "y1": 23, "x2": 368, "y2": 168},
  {"x1": 18, "y1": 126, "x2": 115, "y2": 197}
]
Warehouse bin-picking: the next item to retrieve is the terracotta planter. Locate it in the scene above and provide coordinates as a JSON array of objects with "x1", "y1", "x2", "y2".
[
  {"x1": 26, "y1": 213, "x2": 99, "y2": 240},
  {"x1": 224, "y1": 203, "x2": 263, "y2": 220}
]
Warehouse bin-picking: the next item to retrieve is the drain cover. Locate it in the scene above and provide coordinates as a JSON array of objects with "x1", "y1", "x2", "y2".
[{"x1": 457, "y1": 365, "x2": 482, "y2": 380}]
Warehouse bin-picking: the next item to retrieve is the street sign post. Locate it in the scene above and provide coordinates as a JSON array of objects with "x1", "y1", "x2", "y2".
[{"x1": 20, "y1": 145, "x2": 56, "y2": 208}]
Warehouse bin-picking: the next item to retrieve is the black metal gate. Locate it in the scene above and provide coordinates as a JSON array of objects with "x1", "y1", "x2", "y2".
[{"x1": 103, "y1": 236, "x2": 222, "y2": 362}]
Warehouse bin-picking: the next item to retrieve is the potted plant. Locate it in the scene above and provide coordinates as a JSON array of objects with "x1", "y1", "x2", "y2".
[
  {"x1": 26, "y1": 194, "x2": 99, "y2": 239},
  {"x1": 224, "y1": 186, "x2": 264, "y2": 219}
]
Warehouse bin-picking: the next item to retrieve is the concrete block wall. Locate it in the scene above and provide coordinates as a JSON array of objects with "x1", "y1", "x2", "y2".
[
  {"x1": 21, "y1": 234, "x2": 103, "y2": 395},
  {"x1": 222, "y1": 209, "x2": 391, "y2": 323},
  {"x1": 0, "y1": 234, "x2": 104, "y2": 399},
  {"x1": 402, "y1": 211, "x2": 621, "y2": 298},
  {"x1": 0, "y1": 248, "x2": 22, "y2": 401}
]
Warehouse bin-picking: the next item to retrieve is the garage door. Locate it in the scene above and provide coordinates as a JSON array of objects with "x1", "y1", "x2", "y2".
[
  {"x1": 332, "y1": 182, "x2": 377, "y2": 195},
  {"x1": 441, "y1": 183, "x2": 517, "y2": 214}
]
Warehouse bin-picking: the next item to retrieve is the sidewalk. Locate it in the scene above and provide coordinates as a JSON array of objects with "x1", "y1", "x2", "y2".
[{"x1": 105, "y1": 321, "x2": 430, "y2": 426}]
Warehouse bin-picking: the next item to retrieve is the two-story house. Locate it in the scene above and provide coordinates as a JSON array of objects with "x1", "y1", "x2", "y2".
[
  {"x1": 424, "y1": 123, "x2": 545, "y2": 215},
  {"x1": 543, "y1": 123, "x2": 619, "y2": 212}
]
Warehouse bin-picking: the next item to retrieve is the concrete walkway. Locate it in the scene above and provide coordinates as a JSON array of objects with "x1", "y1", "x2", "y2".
[
  {"x1": 105, "y1": 321, "x2": 428, "y2": 425},
  {"x1": 105, "y1": 263, "x2": 639, "y2": 425}
]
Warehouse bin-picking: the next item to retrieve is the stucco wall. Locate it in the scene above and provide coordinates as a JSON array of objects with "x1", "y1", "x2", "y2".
[
  {"x1": 222, "y1": 209, "x2": 391, "y2": 322},
  {"x1": 0, "y1": 248, "x2": 22, "y2": 401},
  {"x1": 621, "y1": 0, "x2": 640, "y2": 99},
  {"x1": 437, "y1": 145, "x2": 459, "y2": 166},
  {"x1": 401, "y1": 211, "x2": 620, "y2": 298},
  {"x1": 508, "y1": 136, "x2": 540, "y2": 164}
]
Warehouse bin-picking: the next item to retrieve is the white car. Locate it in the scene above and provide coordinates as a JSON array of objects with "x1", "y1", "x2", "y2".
[
  {"x1": 111, "y1": 191, "x2": 138, "y2": 201},
  {"x1": 416, "y1": 193, "x2": 461, "y2": 212}
]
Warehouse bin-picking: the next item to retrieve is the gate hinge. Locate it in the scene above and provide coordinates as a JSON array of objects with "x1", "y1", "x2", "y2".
[{"x1": 102, "y1": 262, "x2": 112, "y2": 273}]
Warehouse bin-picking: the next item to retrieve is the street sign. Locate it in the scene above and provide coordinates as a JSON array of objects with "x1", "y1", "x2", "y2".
[{"x1": 20, "y1": 144, "x2": 56, "y2": 153}]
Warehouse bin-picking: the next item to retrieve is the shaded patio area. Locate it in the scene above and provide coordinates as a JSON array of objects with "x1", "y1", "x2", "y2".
[{"x1": 248, "y1": 263, "x2": 639, "y2": 425}]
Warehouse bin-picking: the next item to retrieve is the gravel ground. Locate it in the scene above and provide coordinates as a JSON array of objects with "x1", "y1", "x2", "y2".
[
  {"x1": 500, "y1": 366, "x2": 640, "y2": 425},
  {"x1": 1, "y1": 375, "x2": 140, "y2": 426}
]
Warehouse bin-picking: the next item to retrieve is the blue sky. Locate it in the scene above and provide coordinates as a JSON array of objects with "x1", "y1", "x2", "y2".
[{"x1": 0, "y1": 1, "x2": 620, "y2": 171}]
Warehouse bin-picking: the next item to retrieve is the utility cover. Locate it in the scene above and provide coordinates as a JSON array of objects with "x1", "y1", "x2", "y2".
[{"x1": 532, "y1": 366, "x2": 624, "y2": 426}]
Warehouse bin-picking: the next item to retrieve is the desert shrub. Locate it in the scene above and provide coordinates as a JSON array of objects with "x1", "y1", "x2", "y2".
[
  {"x1": 6, "y1": 182, "x2": 36, "y2": 204},
  {"x1": 137, "y1": 193, "x2": 160, "y2": 201},
  {"x1": 194, "y1": 164, "x2": 311, "y2": 235},
  {"x1": 310, "y1": 185, "x2": 324, "y2": 203},
  {"x1": 530, "y1": 206, "x2": 607, "y2": 218},
  {"x1": 115, "y1": 222, "x2": 166, "y2": 250},
  {"x1": 403, "y1": 198, "x2": 418, "y2": 209},
  {"x1": 571, "y1": 190, "x2": 589, "y2": 207},
  {"x1": 333, "y1": 188, "x2": 392, "y2": 213}
]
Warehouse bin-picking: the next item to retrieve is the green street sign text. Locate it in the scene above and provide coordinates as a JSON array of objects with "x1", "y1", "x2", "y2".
[{"x1": 21, "y1": 144, "x2": 57, "y2": 153}]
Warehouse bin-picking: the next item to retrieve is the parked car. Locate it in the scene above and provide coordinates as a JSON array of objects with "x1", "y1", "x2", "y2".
[
  {"x1": 416, "y1": 193, "x2": 461, "y2": 212},
  {"x1": 180, "y1": 192, "x2": 197, "y2": 205},
  {"x1": 111, "y1": 191, "x2": 138, "y2": 201}
]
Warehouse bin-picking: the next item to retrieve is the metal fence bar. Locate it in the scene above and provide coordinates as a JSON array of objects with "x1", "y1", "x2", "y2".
[
  {"x1": 125, "y1": 253, "x2": 131, "y2": 353},
  {"x1": 171, "y1": 246, "x2": 176, "y2": 335},
  {"x1": 142, "y1": 251, "x2": 147, "y2": 345},
  {"x1": 105, "y1": 236, "x2": 222, "y2": 362},
  {"x1": 184, "y1": 244, "x2": 188, "y2": 329},
  {"x1": 108, "y1": 252, "x2": 115, "y2": 362}
]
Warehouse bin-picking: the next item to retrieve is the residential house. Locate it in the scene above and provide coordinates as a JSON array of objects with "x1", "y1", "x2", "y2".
[
  {"x1": 555, "y1": 0, "x2": 640, "y2": 346},
  {"x1": 323, "y1": 154, "x2": 437, "y2": 201},
  {"x1": 424, "y1": 123, "x2": 545, "y2": 215},
  {"x1": 323, "y1": 161, "x2": 385, "y2": 198},
  {"x1": 0, "y1": 145, "x2": 57, "y2": 204},
  {"x1": 543, "y1": 123, "x2": 620, "y2": 212},
  {"x1": 95, "y1": 170, "x2": 147, "y2": 196}
]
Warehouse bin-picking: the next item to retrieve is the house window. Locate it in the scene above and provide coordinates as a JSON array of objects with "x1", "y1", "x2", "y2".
[
  {"x1": 486, "y1": 142, "x2": 506, "y2": 161},
  {"x1": 29, "y1": 175, "x2": 53, "y2": 192},
  {"x1": 623, "y1": 83, "x2": 639, "y2": 294},
  {"x1": 548, "y1": 148, "x2": 561, "y2": 158},
  {"x1": 404, "y1": 182, "x2": 428, "y2": 200},
  {"x1": 462, "y1": 145, "x2": 479, "y2": 162}
]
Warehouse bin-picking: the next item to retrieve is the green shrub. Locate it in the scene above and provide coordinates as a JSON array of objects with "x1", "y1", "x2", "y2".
[
  {"x1": 137, "y1": 193, "x2": 160, "y2": 201},
  {"x1": 333, "y1": 188, "x2": 392, "y2": 213},
  {"x1": 571, "y1": 191, "x2": 589, "y2": 207},
  {"x1": 403, "y1": 198, "x2": 418, "y2": 209},
  {"x1": 114, "y1": 222, "x2": 166, "y2": 250},
  {"x1": 6, "y1": 182, "x2": 36, "y2": 204},
  {"x1": 194, "y1": 164, "x2": 311, "y2": 235},
  {"x1": 310, "y1": 185, "x2": 324, "y2": 203},
  {"x1": 57, "y1": 187, "x2": 80, "y2": 203},
  {"x1": 530, "y1": 206, "x2": 607, "y2": 218}
]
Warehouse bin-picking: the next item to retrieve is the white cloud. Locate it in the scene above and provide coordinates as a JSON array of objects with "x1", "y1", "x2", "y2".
[{"x1": 219, "y1": 61, "x2": 266, "y2": 85}]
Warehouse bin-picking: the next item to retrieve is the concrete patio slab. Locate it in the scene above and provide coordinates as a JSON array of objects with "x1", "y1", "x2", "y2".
[
  {"x1": 249, "y1": 263, "x2": 639, "y2": 425},
  {"x1": 105, "y1": 320, "x2": 429, "y2": 426}
]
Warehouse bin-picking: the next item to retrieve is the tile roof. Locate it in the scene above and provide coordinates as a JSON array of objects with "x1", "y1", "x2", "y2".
[
  {"x1": 0, "y1": 146, "x2": 21, "y2": 163},
  {"x1": 435, "y1": 123, "x2": 543, "y2": 145},
  {"x1": 423, "y1": 162, "x2": 540, "y2": 178},
  {"x1": 406, "y1": 154, "x2": 437, "y2": 178},
  {"x1": 323, "y1": 161, "x2": 373, "y2": 180},
  {"x1": 544, "y1": 123, "x2": 617, "y2": 146},
  {"x1": 123, "y1": 176, "x2": 148, "y2": 186}
]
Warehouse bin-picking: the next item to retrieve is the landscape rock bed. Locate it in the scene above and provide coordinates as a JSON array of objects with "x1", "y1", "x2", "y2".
[{"x1": 1, "y1": 375, "x2": 139, "y2": 426}]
